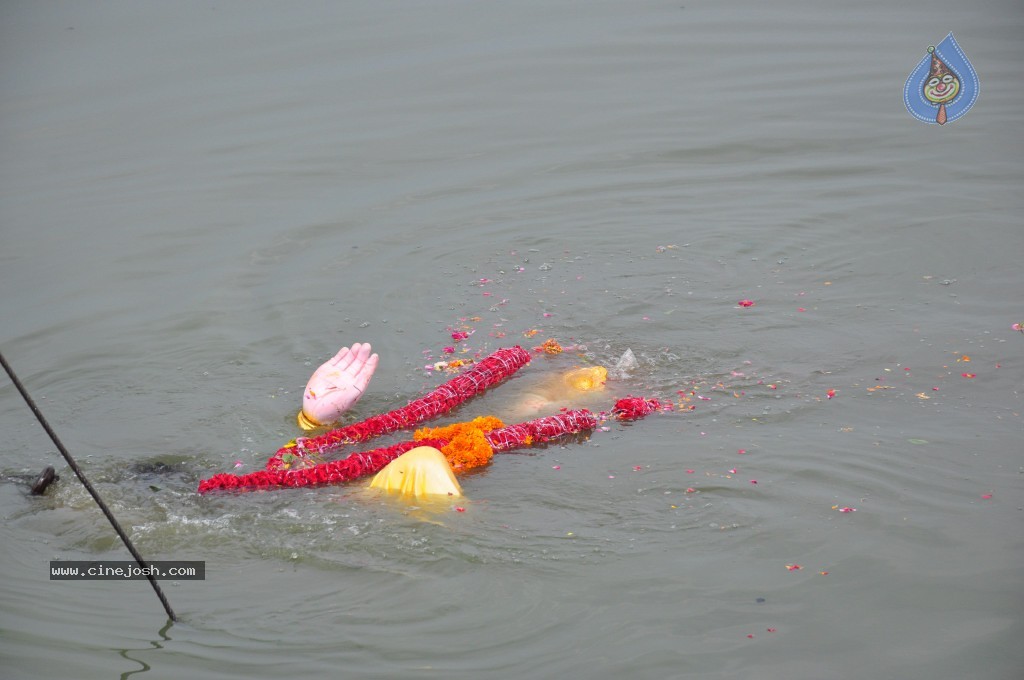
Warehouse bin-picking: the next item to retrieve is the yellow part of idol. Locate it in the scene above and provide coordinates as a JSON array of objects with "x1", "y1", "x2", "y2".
[{"x1": 369, "y1": 446, "x2": 463, "y2": 499}]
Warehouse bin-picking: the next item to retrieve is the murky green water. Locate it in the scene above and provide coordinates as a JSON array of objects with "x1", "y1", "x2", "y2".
[{"x1": 2, "y1": 1, "x2": 1022, "y2": 678}]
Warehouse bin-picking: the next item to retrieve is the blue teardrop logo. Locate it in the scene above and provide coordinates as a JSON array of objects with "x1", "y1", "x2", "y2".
[{"x1": 904, "y1": 33, "x2": 979, "y2": 125}]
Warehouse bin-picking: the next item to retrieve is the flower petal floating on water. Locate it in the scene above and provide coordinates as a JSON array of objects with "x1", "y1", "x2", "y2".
[
  {"x1": 738, "y1": 299, "x2": 755, "y2": 307},
  {"x1": 534, "y1": 338, "x2": 563, "y2": 354},
  {"x1": 786, "y1": 564, "x2": 803, "y2": 571},
  {"x1": 961, "y1": 373, "x2": 976, "y2": 379}
]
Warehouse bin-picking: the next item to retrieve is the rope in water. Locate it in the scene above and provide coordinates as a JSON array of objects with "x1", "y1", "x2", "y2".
[{"x1": 0, "y1": 350, "x2": 177, "y2": 622}]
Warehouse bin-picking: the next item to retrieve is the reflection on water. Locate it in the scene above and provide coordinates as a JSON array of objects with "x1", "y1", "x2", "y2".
[{"x1": 118, "y1": 619, "x2": 173, "y2": 680}]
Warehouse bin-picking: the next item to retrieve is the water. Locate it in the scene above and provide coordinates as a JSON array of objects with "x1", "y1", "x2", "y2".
[{"x1": 2, "y1": 1, "x2": 1022, "y2": 678}]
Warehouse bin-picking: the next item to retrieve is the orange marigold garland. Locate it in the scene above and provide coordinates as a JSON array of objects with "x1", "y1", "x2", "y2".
[{"x1": 415, "y1": 416, "x2": 505, "y2": 471}]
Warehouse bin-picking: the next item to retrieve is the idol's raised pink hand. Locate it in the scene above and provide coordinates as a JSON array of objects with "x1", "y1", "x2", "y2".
[{"x1": 300, "y1": 343, "x2": 379, "y2": 427}]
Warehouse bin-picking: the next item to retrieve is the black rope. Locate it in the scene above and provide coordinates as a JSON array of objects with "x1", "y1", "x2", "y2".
[{"x1": 1, "y1": 350, "x2": 177, "y2": 622}]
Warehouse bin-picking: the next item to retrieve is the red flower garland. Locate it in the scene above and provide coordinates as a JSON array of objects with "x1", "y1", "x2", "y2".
[
  {"x1": 612, "y1": 396, "x2": 663, "y2": 421},
  {"x1": 197, "y1": 409, "x2": 610, "y2": 493},
  {"x1": 264, "y1": 346, "x2": 531, "y2": 471},
  {"x1": 198, "y1": 439, "x2": 448, "y2": 493},
  {"x1": 485, "y1": 410, "x2": 598, "y2": 451},
  {"x1": 195, "y1": 345, "x2": 668, "y2": 494}
]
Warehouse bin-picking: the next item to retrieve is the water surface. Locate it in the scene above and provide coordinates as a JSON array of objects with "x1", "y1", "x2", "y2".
[{"x1": 2, "y1": 1, "x2": 1022, "y2": 678}]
